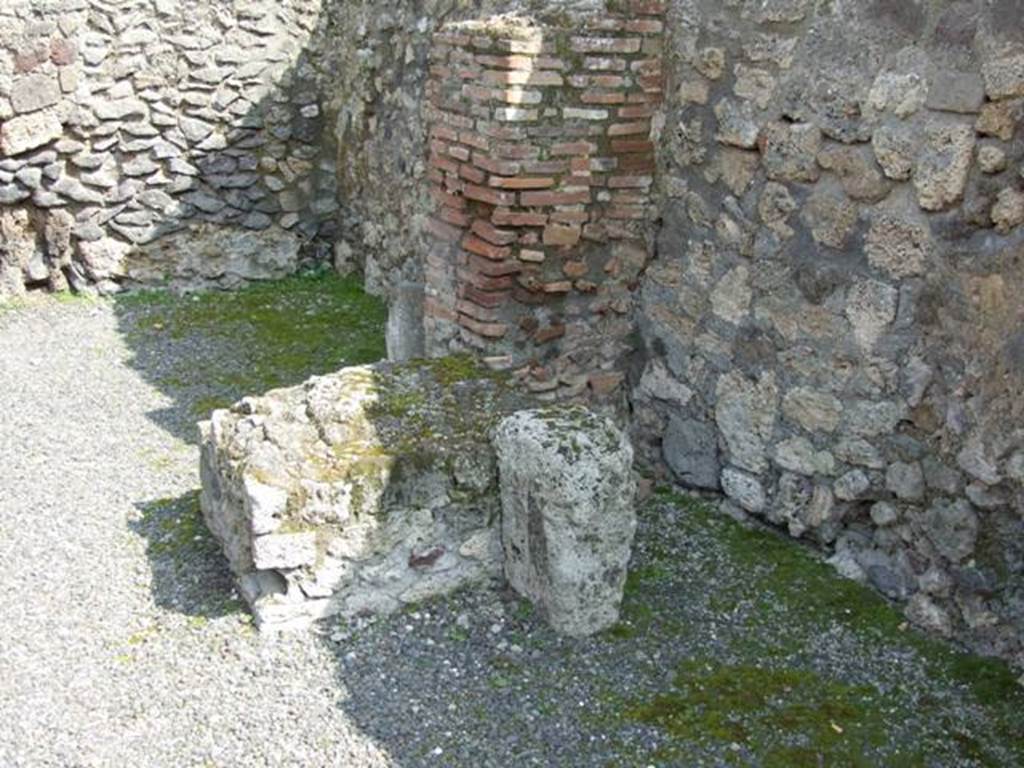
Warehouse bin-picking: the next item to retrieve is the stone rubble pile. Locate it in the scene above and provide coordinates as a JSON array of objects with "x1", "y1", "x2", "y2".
[{"x1": 199, "y1": 358, "x2": 637, "y2": 634}]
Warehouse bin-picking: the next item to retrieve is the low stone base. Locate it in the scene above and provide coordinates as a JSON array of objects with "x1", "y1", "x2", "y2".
[
  {"x1": 199, "y1": 357, "x2": 531, "y2": 630},
  {"x1": 495, "y1": 408, "x2": 637, "y2": 636}
]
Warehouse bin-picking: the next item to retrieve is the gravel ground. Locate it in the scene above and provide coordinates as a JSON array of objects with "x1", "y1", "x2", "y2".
[{"x1": 0, "y1": 289, "x2": 1021, "y2": 768}]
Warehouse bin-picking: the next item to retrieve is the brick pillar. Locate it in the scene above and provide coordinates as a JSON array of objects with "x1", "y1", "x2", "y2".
[{"x1": 422, "y1": 2, "x2": 664, "y2": 401}]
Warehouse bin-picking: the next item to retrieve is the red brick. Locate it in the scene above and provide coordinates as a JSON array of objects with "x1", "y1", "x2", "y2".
[
  {"x1": 425, "y1": 217, "x2": 463, "y2": 243},
  {"x1": 440, "y1": 206, "x2": 471, "y2": 227},
  {"x1": 458, "y1": 268, "x2": 516, "y2": 292},
  {"x1": 473, "y1": 153, "x2": 521, "y2": 176},
  {"x1": 581, "y1": 90, "x2": 627, "y2": 105},
  {"x1": 471, "y1": 219, "x2": 518, "y2": 246},
  {"x1": 626, "y1": 19, "x2": 664, "y2": 34},
  {"x1": 570, "y1": 37, "x2": 642, "y2": 54},
  {"x1": 550, "y1": 210, "x2": 591, "y2": 225},
  {"x1": 456, "y1": 299, "x2": 502, "y2": 322},
  {"x1": 604, "y1": 205, "x2": 648, "y2": 220},
  {"x1": 448, "y1": 144, "x2": 471, "y2": 161},
  {"x1": 458, "y1": 131, "x2": 489, "y2": 150},
  {"x1": 431, "y1": 124, "x2": 459, "y2": 144},
  {"x1": 475, "y1": 54, "x2": 566, "y2": 71},
  {"x1": 550, "y1": 141, "x2": 598, "y2": 156},
  {"x1": 459, "y1": 163, "x2": 487, "y2": 184},
  {"x1": 611, "y1": 139, "x2": 655, "y2": 153},
  {"x1": 477, "y1": 121, "x2": 528, "y2": 141},
  {"x1": 463, "y1": 184, "x2": 516, "y2": 206},
  {"x1": 458, "y1": 314, "x2": 508, "y2": 339},
  {"x1": 608, "y1": 175, "x2": 653, "y2": 189},
  {"x1": 489, "y1": 176, "x2": 556, "y2": 190},
  {"x1": 521, "y1": 189, "x2": 592, "y2": 206},
  {"x1": 492, "y1": 143, "x2": 542, "y2": 160},
  {"x1": 519, "y1": 249, "x2": 546, "y2": 263},
  {"x1": 523, "y1": 160, "x2": 569, "y2": 175},
  {"x1": 610, "y1": 191, "x2": 648, "y2": 205},
  {"x1": 429, "y1": 152, "x2": 460, "y2": 175},
  {"x1": 460, "y1": 285, "x2": 510, "y2": 309},
  {"x1": 618, "y1": 104, "x2": 658, "y2": 119},
  {"x1": 608, "y1": 121, "x2": 650, "y2": 137},
  {"x1": 430, "y1": 186, "x2": 467, "y2": 210},
  {"x1": 543, "y1": 223, "x2": 582, "y2": 247},
  {"x1": 463, "y1": 234, "x2": 512, "y2": 261},
  {"x1": 482, "y1": 70, "x2": 564, "y2": 87},
  {"x1": 492, "y1": 209, "x2": 549, "y2": 227},
  {"x1": 569, "y1": 74, "x2": 627, "y2": 89},
  {"x1": 463, "y1": 253, "x2": 522, "y2": 277}
]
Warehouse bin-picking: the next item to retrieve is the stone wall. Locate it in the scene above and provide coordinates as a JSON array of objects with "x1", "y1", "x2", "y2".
[
  {"x1": 0, "y1": 0, "x2": 339, "y2": 296},
  {"x1": 635, "y1": 0, "x2": 1024, "y2": 666},
  {"x1": 420, "y1": 4, "x2": 664, "y2": 402}
]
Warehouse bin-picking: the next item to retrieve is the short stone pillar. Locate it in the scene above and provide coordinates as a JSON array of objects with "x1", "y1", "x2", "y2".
[{"x1": 494, "y1": 406, "x2": 637, "y2": 636}]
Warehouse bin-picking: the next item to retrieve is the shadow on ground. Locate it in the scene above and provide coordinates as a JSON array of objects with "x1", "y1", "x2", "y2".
[
  {"x1": 111, "y1": 268, "x2": 387, "y2": 444},
  {"x1": 313, "y1": 492, "x2": 1024, "y2": 767},
  {"x1": 129, "y1": 491, "x2": 243, "y2": 621}
]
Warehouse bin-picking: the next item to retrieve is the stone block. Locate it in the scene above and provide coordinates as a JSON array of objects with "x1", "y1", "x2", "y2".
[
  {"x1": 200, "y1": 358, "x2": 531, "y2": 630},
  {"x1": 0, "y1": 110, "x2": 62, "y2": 156},
  {"x1": 495, "y1": 406, "x2": 636, "y2": 637}
]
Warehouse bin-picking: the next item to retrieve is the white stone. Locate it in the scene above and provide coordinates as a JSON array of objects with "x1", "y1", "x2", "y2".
[{"x1": 494, "y1": 407, "x2": 636, "y2": 637}]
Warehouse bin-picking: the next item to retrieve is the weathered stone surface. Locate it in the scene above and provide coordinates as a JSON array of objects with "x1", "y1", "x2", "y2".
[
  {"x1": 662, "y1": 415, "x2": 719, "y2": 490},
  {"x1": 760, "y1": 122, "x2": 821, "y2": 183},
  {"x1": 846, "y1": 278, "x2": 898, "y2": 352},
  {"x1": 0, "y1": 110, "x2": 62, "y2": 156},
  {"x1": 11, "y1": 74, "x2": 61, "y2": 115},
  {"x1": 923, "y1": 499, "x2": 978, "y2": 563},
  {"x1": 129, "y1": 225, "x2": 302, "y2": 287},
  {"x1": 982, "y1": 53, "x2": 1024, "y2": 100},
  {"x1": 495, "y1": 407, "x2": 636, "y2": 637},
  {"x1": 913, "y1": 124, "x2": 975, "y2": 211},
  {"x1": 200, "y1": 358, "x2": 530, "y2": 630},
  {"x1": 865, "y1": 213, "x2": 929, "y2": 279},
  {"x1": 872, "y1": 122, "x2": 919, "y2": 181},
  {"x1": 721, "y1": 467, "x2": 766, "y2": 513},
  {"x1": 992, "y1": 188, "x2": 1024, "y2": 234},
  {"x1": 782, "y1": 387, "x2": 842, "y2": 433},
  {"x1": 926, "y1": 71, "x2": 985, "y2": 114},
  {"x1": 715, "y1": 371, "x2": 778, "y2": 475}
]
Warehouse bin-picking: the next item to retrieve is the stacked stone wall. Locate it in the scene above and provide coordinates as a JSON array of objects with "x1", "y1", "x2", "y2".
[
  {"x1": 636, "y1": 0, "x2": 1024, "y2": 666},
  {"x1": 421, "y1": 2, "x2": 665, "y2": 401},
  {"x1": 0, "y1": 0, "x2": 338, "y2": 296}
]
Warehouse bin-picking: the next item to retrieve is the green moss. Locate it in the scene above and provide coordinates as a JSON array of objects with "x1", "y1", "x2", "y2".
[
  {"x1": 627, "y1": 659, "x2": 888, "y2": 763},
  {"x1": 143, "y1": 491, "x2": 211, "y2": 558},
  {"x1": 118, "y1": 272, "x2": 387, "y2": 416}
]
